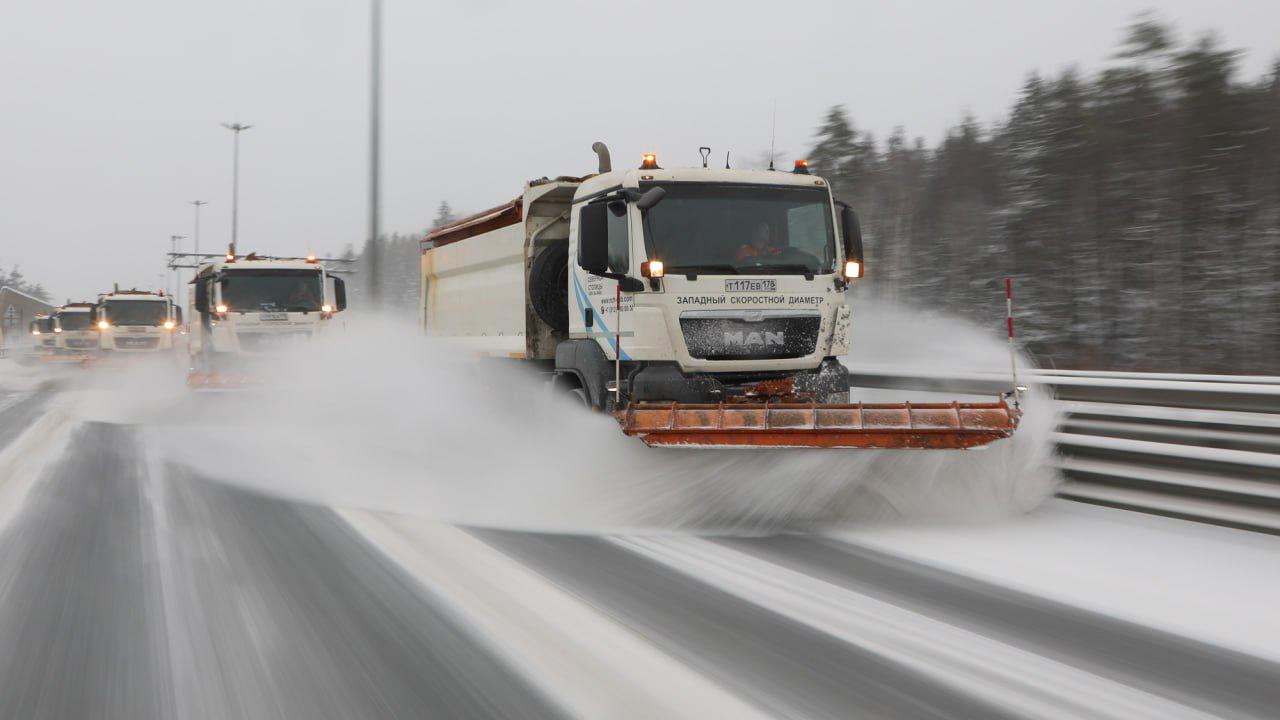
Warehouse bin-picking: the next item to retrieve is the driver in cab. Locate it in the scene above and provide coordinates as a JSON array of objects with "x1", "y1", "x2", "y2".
[
  {"x1": 288, "y1": 283, "x2": 320, "y2": 308},
  {"x1": 736, "y1": 221, "x2": 784, "y2": 264}
]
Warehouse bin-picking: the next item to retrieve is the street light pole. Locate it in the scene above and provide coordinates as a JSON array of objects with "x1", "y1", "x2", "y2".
[
  {"x1": 190, "y1": 200, "x2": 207, "y2": 259},
  {"x1": 366, "y1": 0, "x2": 383, "y2": 307},
  {"x1": 169, "y1": 235, "x2": 187, "y2": 302},
  {"x1": 221, "y1": 123, "x2": 252, "y2": 256}
]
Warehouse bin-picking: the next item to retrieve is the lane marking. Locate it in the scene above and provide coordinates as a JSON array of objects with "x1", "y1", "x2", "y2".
[
  {"x1": 615, "y1": 536, "x2": 1218, "y2": 720},
  {"x1": 339, "y1": 512, "x2": 771, "y2": 720},
  {"x1": 0, "y1": 404, "x2": 75, "y2": 533}
]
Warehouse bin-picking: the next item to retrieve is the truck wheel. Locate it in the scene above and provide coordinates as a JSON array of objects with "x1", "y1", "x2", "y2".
[{"x1": 529, "y1": 242, "x2": 569, "y2": 333}]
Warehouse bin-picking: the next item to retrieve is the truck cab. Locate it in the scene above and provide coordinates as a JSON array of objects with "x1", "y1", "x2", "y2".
[
  {"x1": 564, "y1": 162, "x2": 862, "y2": 408},
  {"x1": 52, "y1": 303, "x2": 98, "y2": 354},
  {"x1": 95, "y1": 289, "x2": 178, "y2": 353},
  {"x1": 187, "y1": 254, "x2": 347, "y2": 372},
  {"x1": 29, "y1": 316, "x2": 56, "y2": 354}
]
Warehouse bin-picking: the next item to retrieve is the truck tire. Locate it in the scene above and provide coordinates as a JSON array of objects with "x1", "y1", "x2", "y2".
[{"x1": 529, "y1": 242, "x2": 569, "y2": 333}]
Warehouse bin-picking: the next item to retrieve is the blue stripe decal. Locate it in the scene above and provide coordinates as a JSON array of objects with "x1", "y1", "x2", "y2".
[{"x1": 571, "y1": 272, "x2": 630, "y2": 361}]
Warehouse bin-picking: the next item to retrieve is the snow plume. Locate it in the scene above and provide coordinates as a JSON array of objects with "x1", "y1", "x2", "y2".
[{"x1": 138, "y1": 302, "x2": 1058, "y2": 536}]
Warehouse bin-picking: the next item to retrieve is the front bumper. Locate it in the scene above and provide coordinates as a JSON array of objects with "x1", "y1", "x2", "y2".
[{"x1": 630, "y1": 357, "x2": 851, "y2": 404}]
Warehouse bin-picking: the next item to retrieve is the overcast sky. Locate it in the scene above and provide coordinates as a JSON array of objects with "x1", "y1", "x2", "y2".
[{"x1": 2, "y1": 0, "x2": 1276, "y2": 302}]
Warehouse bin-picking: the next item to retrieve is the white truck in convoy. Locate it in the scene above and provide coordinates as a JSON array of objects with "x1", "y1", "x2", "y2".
[
  {"x1": 29, "y1": 316, "x2": 57, "y2": 355},
  {"x1": 182, "y1": 251, "x2": 348, "y2": 385},
  {"x1": 421, "y1": 143, "x2": 1018, "y2": 449},
  {"x1": 52, "y1": 302, "x2": 98, "y2": 355},
  {"x1": 95, "y1": 288, "x2": 179, "y2": 353}
]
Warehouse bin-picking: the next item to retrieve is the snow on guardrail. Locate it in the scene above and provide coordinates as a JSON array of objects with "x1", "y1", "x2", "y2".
[{"x1": 847, "y1": 366, "x2": 1280, "y2": 534}]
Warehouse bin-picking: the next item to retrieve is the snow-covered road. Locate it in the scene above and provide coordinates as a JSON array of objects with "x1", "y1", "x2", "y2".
[{"x1": 0, "y1": 366, "x2": 1276, "y2": 719}]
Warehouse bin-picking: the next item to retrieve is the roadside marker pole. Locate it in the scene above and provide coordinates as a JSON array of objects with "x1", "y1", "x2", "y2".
[
  {"x1": 615, "y1": 282, "x2": 622, "y2": 407},
  {"x1": 1006, "y1": 277, "x2": 1021, "y2": 410}
]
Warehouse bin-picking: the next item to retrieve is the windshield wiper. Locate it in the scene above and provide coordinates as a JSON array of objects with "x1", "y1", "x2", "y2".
[
  {"x1": 737, "y1": 263, "x2": 820, "y2": 277},
  {"x1": 665, "y1": 264, "x2": 740, "y2": 276}
]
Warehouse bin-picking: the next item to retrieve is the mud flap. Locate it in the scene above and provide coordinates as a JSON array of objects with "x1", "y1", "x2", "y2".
[{"x1": 616, "y1": 400, "x2": 1019, "y2": 449}]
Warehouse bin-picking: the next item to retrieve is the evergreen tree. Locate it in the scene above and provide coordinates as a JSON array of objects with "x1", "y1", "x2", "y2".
[
  {"x1": 432, "y1": 201, "x2": 458, "y2": 229},
  {"x1": 808, "y1": 106, "x2": 859, "y2": 193}
]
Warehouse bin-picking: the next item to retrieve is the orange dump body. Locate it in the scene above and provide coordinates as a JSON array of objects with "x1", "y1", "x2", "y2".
[{"x1": 616, "y1": 400, "x2": 1019, "y2": 449}]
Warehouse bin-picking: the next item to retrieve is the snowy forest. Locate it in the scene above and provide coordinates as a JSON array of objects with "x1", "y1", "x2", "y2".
[
  {"x1": 0, "y1": 265, "x2": 50, "y2": 302},
  {"x1": 351, "y1": 16, "x2": 1278, "y2": 374},
  {"x1": 818, "y1": 16, "x2": 1279, "y2": 374}
]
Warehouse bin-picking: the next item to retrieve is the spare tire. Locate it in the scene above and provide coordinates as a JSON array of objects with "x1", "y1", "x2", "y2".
[{"x1": 529, "y1": 241, "x2": 570, "y2": 333}]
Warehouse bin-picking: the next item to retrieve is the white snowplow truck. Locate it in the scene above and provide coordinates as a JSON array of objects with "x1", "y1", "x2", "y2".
[
  {"x1": 421, "y1": 143, "x2": 1019, "y2": 449},
  {"x1": 29, "y1": 316, "x2": 57, "y2": 355},
  {"x1": 52, "y1": 302, "x2": 98, "y2": 356},
  {"x1": 95, "y1": 288, "x2": 179, "y2": 353},
  {"x1": 184, "y1": 252, "x2": 347, "y2": 388}
]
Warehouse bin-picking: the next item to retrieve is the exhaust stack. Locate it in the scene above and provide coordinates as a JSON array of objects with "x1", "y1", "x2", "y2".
[{"x1": 591, "y1": 142, "x2": 611, "y2": 174}]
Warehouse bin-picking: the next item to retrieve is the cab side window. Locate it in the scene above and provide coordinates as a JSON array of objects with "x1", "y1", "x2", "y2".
[
  {"x1": 579, "y1": 198, "x2": 630, "y2": 275},
  {"x1": 606, "y1": 200, "x2": 629, "y2": 273}
]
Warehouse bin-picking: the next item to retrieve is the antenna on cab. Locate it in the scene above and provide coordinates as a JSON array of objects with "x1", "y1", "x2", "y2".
[{"x1": 768, "y1": 98, "x2": 777, "y2": 171}]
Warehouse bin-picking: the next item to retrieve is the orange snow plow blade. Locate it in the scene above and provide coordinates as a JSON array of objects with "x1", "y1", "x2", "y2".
[
  {"x1": 617, "y1": 400, "x2": 1019, "y2": 449},
  {"x1": 41, "y1": 353, "x2": 96, "y2": 365},
  {"x1": 186, "y1": 372, "x2": 257, "y2": 392}
]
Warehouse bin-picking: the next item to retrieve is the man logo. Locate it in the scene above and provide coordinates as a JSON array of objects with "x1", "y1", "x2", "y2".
[{"x1": 724, "y1": 331, "x2": 784, "y2": 347}]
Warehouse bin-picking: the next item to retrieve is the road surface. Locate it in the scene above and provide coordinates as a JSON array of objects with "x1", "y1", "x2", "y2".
[{"x1": 0, "y1": 379, "x2": 1277, "y2": 719}]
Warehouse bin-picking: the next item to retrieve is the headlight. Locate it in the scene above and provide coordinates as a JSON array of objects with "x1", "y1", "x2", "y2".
[
  {"x1": 164, "y1": 320, "x2": 175, "y2": 329},
  {"x1": 98, "y1": 321, "x2": 110, "y2": 330},
  {"x1": 215, "y1": 304, "x2": 228, "y2": 314}
]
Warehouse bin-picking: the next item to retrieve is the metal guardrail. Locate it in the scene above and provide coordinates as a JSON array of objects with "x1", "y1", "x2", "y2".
[{"x1": 849, "y1": 367, "x2": 1280, "y2": 534}]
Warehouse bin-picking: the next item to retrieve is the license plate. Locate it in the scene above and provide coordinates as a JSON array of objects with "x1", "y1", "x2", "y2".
[
  {"x1": 259, "y1": 333, "x2": 306, "y2": 345},
  {"x1": 725, "y1": 279, "x2": 777, "y2": 293},
  {"x1": 260, "y1": 313, "x2": 288, "y2": 322}
]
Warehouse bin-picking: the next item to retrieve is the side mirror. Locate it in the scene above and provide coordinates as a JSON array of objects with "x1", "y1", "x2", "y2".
[
  {"x1": 841, "y1": 205, "x2": 864, "y2": 264},
  {"x1": 194, "y1": 282, "x2": 208, "y2": 313},
  {"x1": 578, "y1": 201, "x2": 609, "y2": 275},
  {"x1": 334, "y1": 277, "x2": 347, "y2": 311},
  {"x1": 175, "y1": 306, "x2": 183, "y2": 325},
  {"x1": 636, "y1": 186, "x2": 667, "y2": 211}
]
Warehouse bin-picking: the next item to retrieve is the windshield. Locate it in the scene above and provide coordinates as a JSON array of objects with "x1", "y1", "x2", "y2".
[
  {"x1": 220, "y1": 269, "x2": 323, "y2": 312},
  {"x1": 642, "y1": 184, "x2": 836, "y2": 275},
  {"x1": 56, "y1": 312, "x2": 93, "y2": 331},
  {"x1": 32, "y1": 318, "x2": 54, "y2": 333},
  {"x1": 104, "y1": 300, "x2": 169, "y2": 326}
]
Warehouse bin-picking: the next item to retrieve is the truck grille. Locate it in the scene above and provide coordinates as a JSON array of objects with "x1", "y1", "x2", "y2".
[
  {"x1": 237, "y1": 331, "x2": 311, "y2": 352},
  {"x1": 65, "y1": 339, "x2": 95, "y2": 348},
  {"x1": 114, "y1": 337, "x2": 159, "y2": 350},
  {"x1": 680, "y1": 310, "x2": 821, "y2": 360}
]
